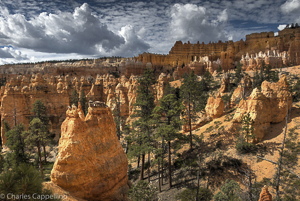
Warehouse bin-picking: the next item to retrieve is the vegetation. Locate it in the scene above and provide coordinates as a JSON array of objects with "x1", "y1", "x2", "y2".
[
  {"x1": 0, "y1": 100, "x2": 59, "y2": 199},
  {"x1": 129, "y1": 67, "x2": 156, "y2": 182},
  {"x1": 128, "y1": 180, "x2": 158, "y2": 201},
  {"x1": 112, "y1": 90, "x2": 125, "y2": 140},
  {"x1": 153, "y1": 83, "x2": 185, "y2": 189},
  {"x1": 70, "y1": 89, "x2": 79, "y2": 107},
  {"x1": 3, "y1": 123, "x2": 28, "y2": 167},
  {"x1": 79, "y1": 89, "x2": 88, "y2": 115},
  {"x1": 181, "y1": 70, "x2": 207, "y2": 150},
  {"x1": 235, "y1": 113, "x2": 257, "y2": 154},
  {"x1": 214, "y1": 179, "x2": 242, "y2": 201},
  {"x1": 272, "y1": 126, "x2": 300, "y2": 200},
  {"x1": 175, "y1": 187, "x2": 213, "y2": 201},
  {"x1": 0, "y1": 163, "x2": 61, "y2": 201}
]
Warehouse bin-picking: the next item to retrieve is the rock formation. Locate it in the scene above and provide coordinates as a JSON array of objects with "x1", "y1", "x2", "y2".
[
  {"x1": 51, "y1": 102, "x2": 129, "y2": 201},
  {"x1": 205, "y1": 94, "x2": 224, "y2": 119},
  {"x1": 135, "y1": 27, "x2": 300, "y2": 77},
  {"x1": 219, "y1": 75, "x2": 230, "y2": 94},
  {"x1": 230, "y1": 75, "x2": 253, "y2": 107},
  {"x1": 0, "y1": 74, "x2": 69, "y2": 144},
  {"x1": 231, "y1": 74, "x2": 292, "y2": 140},
  {"x1": 258, "y1": 186, "x2": 272, "y2": 201},
  {"x1": 0, "y1": 72, "x2": 145, "y2": 145}
]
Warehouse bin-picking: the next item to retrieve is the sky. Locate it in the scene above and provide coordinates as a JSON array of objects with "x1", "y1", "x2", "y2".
[{"x1": 0, "y1": 0, "x2": 299, "y2": 65}]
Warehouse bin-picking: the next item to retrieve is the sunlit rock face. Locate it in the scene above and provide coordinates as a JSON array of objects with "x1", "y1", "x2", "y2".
[
  {"x1": 231, "y1": 74, "x2": 292, "y2": 141},
  {"x1": 0, "y1": 74, "x2": 69, "y2": 144},
  {"x1": 51, "y1": 102, "x2": 129, "y2": 201},
  {"x1": 258, "y1": 186, "x2": 272, "y2": 201},
  {"x1": 205, "y1": 93, "x2": 224, "y2": 119}
]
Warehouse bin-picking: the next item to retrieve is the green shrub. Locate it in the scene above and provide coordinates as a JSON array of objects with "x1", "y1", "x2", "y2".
[
  {"x1": 214, "y1": 179, "x2": 242, "y2": 201},
  {"x1": 235, "y1": 140, "x2": 257, "y2": 154},
  {"x1": 176, "y1": 187, "x2": 213, "y2": 201},
  {"x1": 0, "y1": 163, "x2": 61, "y2": 200},
  {"x1": 128, "y1": 180, "x2": 157, "y2": 201}
]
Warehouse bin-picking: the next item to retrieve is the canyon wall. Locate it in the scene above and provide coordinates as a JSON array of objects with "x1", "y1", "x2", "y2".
[
  {"x1": 135, "y1": 27, "x2": 300, "y2": 77},
  {"x1": 0, "y1": 72, "x2": 168, "y2": 145}
]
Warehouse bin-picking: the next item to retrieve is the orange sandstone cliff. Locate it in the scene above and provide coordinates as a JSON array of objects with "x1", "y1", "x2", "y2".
[{"x1": 51, "y1": 102, "x2": 129, "y2": 201}]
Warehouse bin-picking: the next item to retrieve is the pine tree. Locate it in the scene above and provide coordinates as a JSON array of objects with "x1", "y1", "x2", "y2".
[
  {"x1": 235, "y1": 113, "x2": 256, "y2": 154},
  {"x1": 214, "y1": 179, "x2": 242, "y2": 201},
  {"x1": 31, "y1": 100, "x2": 51, "y2": 163},
  {"x1": 79, "y1": 89, "x2": 88, "y2": 115},
  {"x1": 71, "y1": 89, "x2": 79, "y2": 107},
  {"x1": 234, "y1": 62, "x2": 243, "y2": 85},
  {"x1": 0, "y1": 163, "x2": 61, "y2": 201},
  {"x1": 181, "y1": 70, "x2": 206, "y2": 150},
  {"x1": 112, "y1": 91, "x2": 124, "y2": 140},
  {"x1": 31, "y1": 99, "x2": 49, "y2": 125},
  {"x1": 153, "y1": 83, "x2": 185, "y2": 189},
  {"x1": 22, "y1": 118, "x2": 48, "y2": 176},
  {"x1": 130, "y1": 67, "x2": 156, "y2": 181},
  {"x1": 4, "y1": 123, "x2": 28, "y2": 168}
]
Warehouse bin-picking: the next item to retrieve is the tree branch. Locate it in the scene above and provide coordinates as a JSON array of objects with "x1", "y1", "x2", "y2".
[{"x1": 256, "y1": 156, "x2": 300, "y2": 179}]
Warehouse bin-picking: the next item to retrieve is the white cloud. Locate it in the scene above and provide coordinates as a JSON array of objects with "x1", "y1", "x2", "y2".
[
  {"x1": 0, "y1": 46, "x2": 31, "y2": 65},
  {"x1": 0, "y1": 3, "x2": 150, "y2": 57},
  {"x1": 281, "y1": 0, "x2": 300, "y2": 13},
  {"x1": 107, "y1": 25, "x2": 150, "y2": 57},
  {"x1": 0, "y1": 46, "x2": 29, "y2": 60},
  {"x1": 218, "y1": 9, "x2": 228, "y2": 22},
  {"x1": 169, "y1": 4, "x2": 229, "y2": 43},
  {"x1": 278, "y1": 24, "x2": 287, "y2": 31}
]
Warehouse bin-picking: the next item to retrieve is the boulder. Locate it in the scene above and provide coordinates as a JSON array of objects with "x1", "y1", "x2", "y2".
[
  {"x1": 51, "y1": 102, "x2": 129, "y2": 201},
  {"x1": 205, "y1": 93, "x2": 224, "y2": 119}
]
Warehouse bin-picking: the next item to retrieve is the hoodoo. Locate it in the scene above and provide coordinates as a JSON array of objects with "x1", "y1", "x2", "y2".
[{"x1": 51, "y1": 101, "x2": 129, "y2": 201}]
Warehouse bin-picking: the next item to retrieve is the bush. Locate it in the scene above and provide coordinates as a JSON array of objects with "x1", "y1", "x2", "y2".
[
  {"x1": 176, "y1": 187, "x2": 213, "y2": 201},
  {"x1": 128, "y1": 180, "x2": 157, "y2": 201},
  {"x1": 0, "y1": 163, "x2": 61, "y2": 200},
  {"x1": 214, "y1": 179, "x2": 242, "y2": 201},
  {"x1": 235, "y1": 140, "x2": 257, "y2": 154},
  {"x1": 174, "y1": 158, "x2": 184, "y2": 169}
]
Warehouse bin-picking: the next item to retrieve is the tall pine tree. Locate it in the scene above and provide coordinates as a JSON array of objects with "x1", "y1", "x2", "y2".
[
  {"x1": 181, "y1": 70, "x2": 206, "y2": 150},
  {"x1": 153, "y1": 83, "x2": 185, "y2": 189},
  {"x1": 79, "y1": 89, "x2": 88, "y2": 115},
  {"x1": 130, "y1": 67, "x2": 156, "y2": 181},
  {"x1": 31, "y1": 100, "x2": 51, "y2": 163},
  {"x1": 71, "y1": 89, "x2": 79, "y2": 107}
]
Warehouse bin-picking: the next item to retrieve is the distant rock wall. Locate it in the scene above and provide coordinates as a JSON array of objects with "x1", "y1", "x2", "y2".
[{"x1": 134, "y1": 27, "x2": 300, "y2": 77}]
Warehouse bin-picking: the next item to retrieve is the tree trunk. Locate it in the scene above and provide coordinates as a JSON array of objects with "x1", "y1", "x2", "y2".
[
  {"x1": 276, "y1": 99, "x2": 289, "y2": 199},
  {"x1": 188, "y1": 94, "x2": 192, "y2": 150},
  {"x1": 125, "y1": 140, "x2": 128, "y2": 154},
  {"x1": 37, "y1": 141, "x2": 43, "y2": 176},
  {"x1": 140, "y1": 154, "x2": 145, "y2": 180},
  {"x1": 148, "y1": 151, "x2": 150, "y2": 182},
  {"x1": 161, "y1": 136, "x2": 164, "y2": 185},
  {"x1": 168, "y1": 141, "x2": 172, "y2": 189},
  {"x1": 158, "y1": 155, "x2": 161, "y2": 192},
  {"x1": 196, "y1": 170, "x2": 200, "y2": 201},
  {"x1": 249, "y1": 171, "x2": 252, "y2": 201},
  {"x1": 43, "y1": 145, "x2": 47, "y2": 164},
  {"x1": 137, "y1": 155, "x2": 140, "y2": 168}
]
